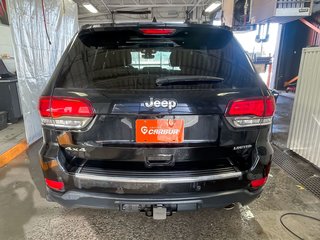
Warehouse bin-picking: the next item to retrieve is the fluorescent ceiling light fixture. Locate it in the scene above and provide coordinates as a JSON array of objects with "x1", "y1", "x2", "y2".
[
  {"x1": 205, "y1": 1, "x2": 222, "y2": 13},
  {"x1": 83, "y1": 3, "x2": 98, "y2": 13}
]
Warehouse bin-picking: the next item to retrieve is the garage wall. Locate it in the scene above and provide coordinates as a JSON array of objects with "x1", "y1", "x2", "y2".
[
  {"x1": 7, "y1": 0, "x2": 78, "y2": 144},
  {"x1": 274, "y1": 19, "x2": 309, "y2": 90},
  {"x1": 287, "y1": 47, "x2": 320, "y2": 168},
  {"x1": 0, "y1": 24, "x2": 15, "y2": 73}
]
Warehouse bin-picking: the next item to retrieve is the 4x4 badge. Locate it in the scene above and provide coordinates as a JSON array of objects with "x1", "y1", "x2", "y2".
[
  {"x1": 65, "y1": 147, "x2": 86, "y2": 152},
  {"x1": 144, "y1": 97, "x2": 177, "y2": 110}
]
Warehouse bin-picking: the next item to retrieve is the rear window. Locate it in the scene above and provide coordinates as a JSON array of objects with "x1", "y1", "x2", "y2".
[{"x1": 55, "y1": 27, "x2": 260, "y2": 90}]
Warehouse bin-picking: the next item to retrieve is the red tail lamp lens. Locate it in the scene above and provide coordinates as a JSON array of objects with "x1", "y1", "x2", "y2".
[
  {"x1": 265, "y1": 96, "x2": 276, "y2": 117},
  {"x1": 225, "y1": 96, "x2": 276, "y2": 128},
  {"x1": 140, "y1": 28, "x2": 176, "y2": 35},
  {"x1": 39, "y1": 97, "x2": 51, "y2": 118},
  {"x1": 45, "y1": 178, "x2": 64, "y2": 191},
  {"x1": 226, "y1": 96, "x2": 276, "y2": 117},
  {"x1": 250, "y1": 177, "x2": 268, "y2": 188},
  {"x1": 39, "y1": 97, "x2": 94, "y2": 118},
  {"x1": 226, "y1": 98, "x2": 265, "y2": 117}
]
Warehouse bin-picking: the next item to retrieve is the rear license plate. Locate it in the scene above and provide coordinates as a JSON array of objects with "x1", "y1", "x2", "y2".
[{"x1": 136, "y1": 119, "x2": 184, "y2": 143}]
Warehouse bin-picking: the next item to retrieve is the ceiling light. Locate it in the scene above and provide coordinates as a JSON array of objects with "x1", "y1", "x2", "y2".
[
  {"x1": 204, "y1": 1, "x2": 222, "y2": 13},
  {"x1": 83, "y1": 3, "x2": 98, "y2": 13}
]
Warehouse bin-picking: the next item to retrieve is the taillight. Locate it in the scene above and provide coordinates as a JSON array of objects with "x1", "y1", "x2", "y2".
[
  {"x1": 250, "y1": 162, "x2": 271, "y2": 188},
  {"x1": 225, "y1": 96, "x2": 275, "y2": 128},
  {"x1": 250, "y1": 177, "x2": 268, "y2": 188},
  {"x1": 265, "y1": 96, "x2": 276, "y2": 117},
  {"x1": 45, "y1": 178, "x2": 65, "y2": 191},
  {"x1": 140, "y1": 28, "x2": 176, "y2": 35},
  {"x1": 39, "y1": 96, "x2": 95, "y2": 129}
]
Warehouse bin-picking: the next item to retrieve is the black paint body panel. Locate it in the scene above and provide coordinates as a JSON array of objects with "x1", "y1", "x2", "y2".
[{"x1": 39, "y1": 23, "x2": 273, "y2": 211}]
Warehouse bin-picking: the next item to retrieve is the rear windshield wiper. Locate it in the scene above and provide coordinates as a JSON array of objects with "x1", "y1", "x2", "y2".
[{"x1": 156, "y1": 75, "x2": 224, "y2": 86}]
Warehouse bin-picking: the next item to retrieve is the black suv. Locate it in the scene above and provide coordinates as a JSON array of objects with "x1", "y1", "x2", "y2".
[{"x1": 38, "y1": 23, "x2": 275, "y2": 219}]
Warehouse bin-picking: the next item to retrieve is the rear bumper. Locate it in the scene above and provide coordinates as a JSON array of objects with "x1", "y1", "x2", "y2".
[
  {"x1": 46, "y1": 187, "x2": 262, "y2": 211},
  {"x1": 40, "y1": 138, "x2": 272, "y2": 211}
]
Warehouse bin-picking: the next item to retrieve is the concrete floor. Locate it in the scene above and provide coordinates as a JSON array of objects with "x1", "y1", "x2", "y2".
[
  {"x1": 0, "y1": 120, "x2": 25, "y2": 155},
  {"x1": 272, "y1": 95, "x2": 294, "y2": 149},
  {"x1": 0, "y1": 96, "x2": 320, "y2": 240},
  {"x1": 1, "y1": 154, "x2": 320, "y2": 240}
]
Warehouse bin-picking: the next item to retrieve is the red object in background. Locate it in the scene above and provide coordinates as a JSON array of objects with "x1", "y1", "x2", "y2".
[
  {"x1": 305, "y1": 14, "x2": 320, "y2": 46},
  {"x1": 0, "y1": 0, "x2": 9, "y2": 25},
  {"x1": 266, "y1": 63, "x2": 272, "y2": 88},
  {"x1": 0, "y1": 0, "x2": 5, "y2": 15},
  {"x1": 286, "y1": 86, "x2": 296, "y2": 93}
]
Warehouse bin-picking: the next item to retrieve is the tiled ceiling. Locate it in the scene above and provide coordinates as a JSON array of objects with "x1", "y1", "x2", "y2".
[{"x1": 73, "y1": 0, "x2": 213, "y2": 24}]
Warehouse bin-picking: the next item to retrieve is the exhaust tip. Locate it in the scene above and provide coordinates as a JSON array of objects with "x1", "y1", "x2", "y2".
[{"x1": 224, "y1": 203, "x2": 236, "y2": 210}]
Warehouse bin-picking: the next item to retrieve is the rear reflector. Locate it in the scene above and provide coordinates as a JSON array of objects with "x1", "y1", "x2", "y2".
[
  {"x1": 225, "y1": 96, "x2": 275, "y2": 128},
  {"x1": 45, "y1": 178, "x2": 64, "y2": 191},
  {"x1": 250, "y1": 177, "x2": 268, "y2": 188},
  {"x1": 39, "y1": 96, "x2": 95, "y2": 129},
  {"x1": 250, "y1": 162, "x2": 271, "y2": 188},
  {"x1": 140, "y1": 28, "x2": 176, "y2": 35}
]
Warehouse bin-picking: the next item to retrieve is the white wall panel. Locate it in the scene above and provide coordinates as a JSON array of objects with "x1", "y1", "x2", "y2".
[
  {"x1": 0, "y1": 24, "x2": 15, "y2": 73},
  {"x1": 8, "y1": 0, "x2": 78, "y2": 144},
  {"x1": 287, "y1": 47, "x2": 320, "y2": 168}
]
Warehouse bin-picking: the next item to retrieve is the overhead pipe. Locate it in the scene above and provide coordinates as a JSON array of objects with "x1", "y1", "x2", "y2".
[
  {"x1": 300, "y1": 18, "x2": 320, "y2": 34},
  {"x1": 284, "y1": 76, "x2": 298, "y2": 88}
]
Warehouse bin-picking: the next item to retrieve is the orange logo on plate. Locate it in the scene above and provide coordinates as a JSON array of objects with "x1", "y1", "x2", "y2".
[{"x1": 136, "y1": 119, "x2": 184, "y2": 143}]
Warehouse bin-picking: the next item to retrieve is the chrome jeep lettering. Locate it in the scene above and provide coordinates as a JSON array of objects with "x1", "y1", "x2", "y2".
[{"x1": 144, "y1": 97, "x2": 177, "y2": 110}]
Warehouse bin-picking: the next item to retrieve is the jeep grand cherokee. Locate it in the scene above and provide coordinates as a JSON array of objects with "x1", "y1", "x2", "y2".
[{"x1": 38, "y1": 23, "x2": 275, "y2": 219}]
